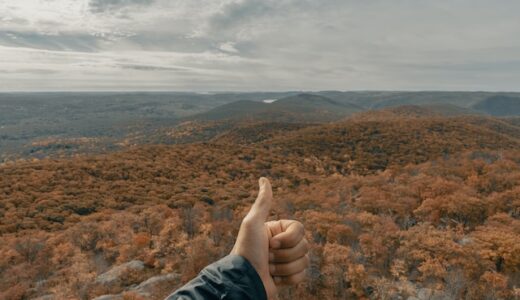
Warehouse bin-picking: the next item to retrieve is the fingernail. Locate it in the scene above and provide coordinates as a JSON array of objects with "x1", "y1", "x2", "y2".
[
  {"x1": 271, "y1": 239, "x2": 281, "y2": 249},
  {"x1": 269, "y1": 252, "x2": 274, "y2": 261}
]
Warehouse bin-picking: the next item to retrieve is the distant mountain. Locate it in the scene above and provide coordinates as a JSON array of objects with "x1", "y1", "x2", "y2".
[
  {"x1": 351, "y1": 104, "x2": 480, "y2": 120},
  {"x1": 191, "y1": 100, "x2": 268, "y2": 121},
  {"x1": 472, "y1": 95, "x2": 520, "y2": 116},
  {"x1": 274, "y1": 93, "x2": 363, "y2": 112},
  {"x1": 4, "y1": 91, "x2": 520, "y2": 161},
  {"x1": 315, "y1": 91, "x2": 518, "y2": 109},
  {"x1": 369, "y1": 92, "x2": 487, "y2": 109},
  {"x1": 190, "y1": 93, "x2": 363, "y2": 123}
]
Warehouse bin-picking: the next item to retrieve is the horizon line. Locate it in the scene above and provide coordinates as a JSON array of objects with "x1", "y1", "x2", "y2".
[{"x1": 1, "y1": 89, "x2": 520, "y2": 94}]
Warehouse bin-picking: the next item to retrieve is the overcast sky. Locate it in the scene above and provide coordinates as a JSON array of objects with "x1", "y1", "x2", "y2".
[{"x1": 0, "y1": 0, "x2": 519, "y2": 92}]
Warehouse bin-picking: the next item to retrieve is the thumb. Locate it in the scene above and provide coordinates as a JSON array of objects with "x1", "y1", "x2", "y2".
[{"x1": 245, "y1": 177, "x2": 272, "y2": 222}]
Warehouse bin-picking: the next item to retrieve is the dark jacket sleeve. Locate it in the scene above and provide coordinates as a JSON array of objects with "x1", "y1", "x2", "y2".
[{"x1": 165, "y1": 255, "x2": 267, "y2": 300}]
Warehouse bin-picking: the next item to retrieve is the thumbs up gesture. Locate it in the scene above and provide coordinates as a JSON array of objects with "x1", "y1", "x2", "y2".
[{"x1": 231, "y1": 178, "x2": 310, "y2": 299}]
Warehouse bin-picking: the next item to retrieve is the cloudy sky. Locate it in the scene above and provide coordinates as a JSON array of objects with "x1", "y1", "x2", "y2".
[{"x1": 0, "y1": 0, "x2": 519, "y2": 91}]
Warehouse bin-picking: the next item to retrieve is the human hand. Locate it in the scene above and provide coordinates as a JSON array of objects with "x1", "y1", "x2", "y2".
[{"x1": 231, "y1": 177, "x2": 309, "y2": 299}]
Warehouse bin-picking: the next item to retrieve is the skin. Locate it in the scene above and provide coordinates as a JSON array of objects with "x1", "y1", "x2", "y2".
[{"x1": 231, "y1": 177, "x2": 310, "y2": 300}]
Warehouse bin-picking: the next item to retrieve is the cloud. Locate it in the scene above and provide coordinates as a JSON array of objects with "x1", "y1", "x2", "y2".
[
  {"x1": 218, "y1": 42, "x2": 239, "y2": 53},
  {"x1": 0, "y1": 68, "x2": 59, "y2": 75},
  {"x1": 0, "y1": 0, "x2": 519, "y2": 91},
  {"x1": 88, "y1": 0, "x2": 156, "y2": 13},
  {"x1": 0, "y1": 31, "x2": 101, "y2": 52},
  {"x1": 117, "y1": 64, "x2": 192, "y2": 72},
  {"x1": 208, "y1": 0, "x2": 272, "y2": 32}
]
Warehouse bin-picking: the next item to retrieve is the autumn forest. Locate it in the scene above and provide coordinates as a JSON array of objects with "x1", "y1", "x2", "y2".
[{"x1": 1, "y1": 98, "x2": 520, "y2": 300}]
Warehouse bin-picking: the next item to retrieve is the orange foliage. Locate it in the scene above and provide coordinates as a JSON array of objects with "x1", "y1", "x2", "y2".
[{"x1": 1, "y1": 115, "x2": 520, "y2": 299}]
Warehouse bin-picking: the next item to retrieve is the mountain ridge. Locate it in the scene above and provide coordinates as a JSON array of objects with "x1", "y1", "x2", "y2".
[
  {"x1": 472, "y1": 95, "x2": 520, "y2": 116},
  {"x1": 189, "y1": 93, "x2": 363, "y2": 123}
]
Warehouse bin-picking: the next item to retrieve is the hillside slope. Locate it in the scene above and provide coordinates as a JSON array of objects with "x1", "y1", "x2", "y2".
[
  {"x1": 266, "y1": 115, "x2": 520, "y2": 173},
  {"x1": 472, "y1": 95, "x2": 520, "y2": 116},
  {"x1": 351, "y1": 104, "x2": 479, "y2": 120}
]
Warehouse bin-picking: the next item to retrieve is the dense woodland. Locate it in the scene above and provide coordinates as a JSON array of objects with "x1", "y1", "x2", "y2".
[{"x1": 1, "y1": 108, "x2": 520, "y2": 299}]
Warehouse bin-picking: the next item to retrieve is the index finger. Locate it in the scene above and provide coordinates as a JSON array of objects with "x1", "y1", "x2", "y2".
[{"x1": 270, "y1": 220, "x2": 305, "y2": 249}]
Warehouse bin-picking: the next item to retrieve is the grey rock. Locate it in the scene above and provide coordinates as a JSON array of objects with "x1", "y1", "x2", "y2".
[
  {"x1": 31, "y1": 295, "x2": 55, "y2": 300},
  {"x1": 132, "y1": 273, "x2": 181, "y2": 297},
  {"x1": 95, "y1": 260, "x2": 145, "y2": 286},
  {"x1": 417, "y1": 288, "x2": 449, "y2": 300},
  {"x1": 92, "y1": 295, "x2": 123, "y2": 300},
  {"x1": 93, "y1": 272, "x2": 180, "y2": 299}
]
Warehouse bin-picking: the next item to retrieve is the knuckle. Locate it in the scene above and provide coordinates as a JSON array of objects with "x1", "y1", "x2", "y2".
[
  {"x1": 287, "y1": 272, "x2": 305, "y2": 284},
  {"x1": 304, "y1": 254, "x2": 311, "y2": 267},
  {"x1": 241, "y1": 215, "x2": 256, "y2": 228},
  {"x1": 296, "y1": 245, "x2": 305, "y2": 257},
  {"x1": 302, "y1": 238, "x2": 309, "y2": 251},
  {"x1": 286, "y1": 263, "x2": 297, "y2": 274},
  {"x1": 296, "y1": 221, "x2": 305, "y2": 231},
  {"x1": 297, "y1": 222, "x2": 305, "y2": 234}
]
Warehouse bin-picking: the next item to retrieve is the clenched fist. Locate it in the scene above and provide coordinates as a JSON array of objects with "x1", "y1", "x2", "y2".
[{"x1": 231, "y1": 177, "x2": 310, "y2": 299}]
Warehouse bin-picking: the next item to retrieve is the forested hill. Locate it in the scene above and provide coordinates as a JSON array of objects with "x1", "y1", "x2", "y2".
[
  {"x1": 189, "y1": 93, "x2": 363, "y2": 123},
  {"x1": 1, "y1": 107, "x2": 520, "y2": 299}
]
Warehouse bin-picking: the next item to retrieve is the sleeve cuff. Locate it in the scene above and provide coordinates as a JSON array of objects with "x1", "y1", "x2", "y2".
[
  {"x1": 202, "y1": 255, "x2": 268, "y2": 300},
  {"x1": 231, "y1": 255, "x2": 268, "y2": 300}
]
